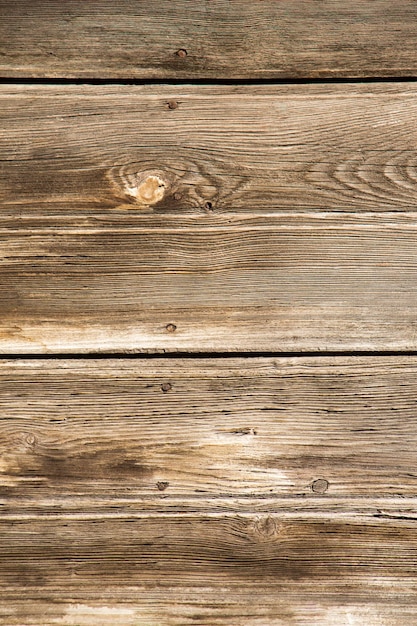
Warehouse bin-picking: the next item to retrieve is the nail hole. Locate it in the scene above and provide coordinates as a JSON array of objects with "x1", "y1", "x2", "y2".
[
  {"x1": 204, "y1": 201, "x2": 213, "y2": 211},
  {"x1": 161, "y1": 382, "x2": 172, "y2": 393},
  {"x1": 157, "y1": 481, "x2": 169, "y2": 491},
  {"x1": 167, "y1": 100, "x2": 178, "y2": 110},
  {"x1": 176, "y1": 48, "x2": 187, "y2": 58},
  {"x1": 166, "y1": 323, "x2": 177, "y2": 333},
  {"x1": 311, "y1": 478, "x2": 329, "y2": 494}
]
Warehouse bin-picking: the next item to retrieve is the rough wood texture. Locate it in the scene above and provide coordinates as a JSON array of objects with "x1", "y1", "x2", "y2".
[
  {"x1": 4, "y1": 217, "x2": 417, "y2": 353},
  {"x1": 1, "y1": 357, "x2": 417, "y2": 625},
  {"x1": 3, "y1": 5, "x2": 417, "y2": 620},
  {"x1": 1, "y1": 356, "x2": 417, "y2": 500},
  {"x1": 2, "y1": 1, "x2": 417, "y2": 79},
  {"x1": 1, "y1": 512, "x2": 417, "y2": 625},
  {"x1": 3, "y1": 84, "x2": 417, "y2": 351},
  {"x1": 4, "y1": 83, "x2": 417, "y2": 215},
  {"x1": 4, "y1": 214, "x2": 417, "y2": 352}
]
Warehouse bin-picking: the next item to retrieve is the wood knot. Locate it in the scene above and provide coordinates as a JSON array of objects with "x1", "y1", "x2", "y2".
[
  {"x1": 107, "y1": 165, "x2": 171, "y2": 209},
  {"x1": 125, "y1": 174, "x2": 167, "y2": 207},
  {"x1": 249, "y1": 516, "x2": 283, "y2": 542},
  {"x1": 156, "y1": 481, "x2": 169, "y2": 491},
  {"x1": 25, "y1": 434, "x2": 37, "y2": 447}
]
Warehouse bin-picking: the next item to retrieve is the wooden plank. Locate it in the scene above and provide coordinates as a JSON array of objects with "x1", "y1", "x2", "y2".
[
  {"x1": 4, "y1": 83, "x2": 417, "y2": 215},
  {"x1": 0, "y1": 511, "x2": 417, "y2": 625},
  {"x1": 3, "y1": 215, "x2": 417, "y2": 352},
  {"x1": 1, "y1": 359, "x2": 416, "y2": 623},
  {"x1": 1, "y1": 356, "x2": 417, "y2": 500},
  {"x1": 3, "y1": 84, "x2": 417, "y2": 351},
  {"x1": 1, "y1": 1, "x2": 417, "y2": 79}
]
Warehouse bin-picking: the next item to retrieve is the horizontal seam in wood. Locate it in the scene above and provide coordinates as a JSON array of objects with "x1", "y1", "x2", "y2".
[
  {"x1": 2, "y1": 350, "x2": 417, "y2": 359},
  {"x1": 2, "y1": 76, "x2": 417, "y2": 86}
]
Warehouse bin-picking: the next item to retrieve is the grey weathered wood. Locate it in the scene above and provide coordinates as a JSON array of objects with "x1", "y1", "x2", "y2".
[
  {"x1": 3, "y1": 85, "x2": 417, "y2": 351},
  {"x1": 0, "y1": 356, "x2": 416, "y2": 500},
  {"x1": 3, "y1": 3, "x2": 417, "y2": 624},
  {"x1": 0, "y1": 358, "x2": 417, "y2": 624},
  {"x1": 1, "y1": 1, "x2": 417, "y2": 79}
]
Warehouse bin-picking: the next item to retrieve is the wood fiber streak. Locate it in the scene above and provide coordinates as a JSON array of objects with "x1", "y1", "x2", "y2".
[
  {"x1": 0, "y1": 357, "x2": 417, "y2": 500},
  {"x1": 1, "y1": 1, "x2": 417, "y2": 79},
  {"x1": 1, "y1": 514, "x2": 417, "y2": 625},
  {"x1": 4, "y1": 84, "x2": 417, "y2": 214},
  {"x1": 3, "y1": 219, "x2": 417, "y2": 351}
]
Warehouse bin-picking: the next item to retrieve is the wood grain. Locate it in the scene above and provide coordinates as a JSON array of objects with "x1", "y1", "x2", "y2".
[
  {"x1": 0, "y1": 356, "x2": 416, "y2": 500},
  {"x1": 1, "y1": 357, "x2": 417, "y2": 624},
  {"x1": 3, "y1": 214, "x2": 417, "y2": 352},
  {"x1": 3, "y1": 85, "x2": 417, "y2": 351},
  {"x1": 1, "y1": 511, "x2": 417, "y2": 625},
  {"x1": 2, "y1": 1, "x2": 417, "y2": 79},
  {"x1": 4, "y1": 83, "x2": 417, "y2": 215},
  {"x1": 4, "y1": 3, "x2": 417, "y2": 624}
]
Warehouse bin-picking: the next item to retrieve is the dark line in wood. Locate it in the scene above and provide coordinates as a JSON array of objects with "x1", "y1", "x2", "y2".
[
  {"x1": 2, "y1": 76, "x2": 417, "y2": 86},
  {"x1": 3, "y1": 350, "x2": 417, "y2": 360},
  {"x1": 374, "y1": 512, "x2": 417, "y2": 521}
]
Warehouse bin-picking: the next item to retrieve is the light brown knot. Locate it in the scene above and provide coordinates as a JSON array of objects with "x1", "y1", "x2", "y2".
[{"x1": 125, "y1": 175, "x2": 167, "y2": 207}]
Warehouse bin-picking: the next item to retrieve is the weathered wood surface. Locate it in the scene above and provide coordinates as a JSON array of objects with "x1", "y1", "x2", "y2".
[
  {"x1": 2, "y1": 1, "x2": 417, "y2": 79},
  {"x1": 1, "y1": 512, "x2": 417, "y2": 625},
  {"x1": 0, "y1": 357, "x2": 417, "y2": 624},
  {"x1": 3, "y1": 85, "x2": 417, "y2": 351},
  {"x1": 4, "y1": 220, "x2": 417, "y2": 353},
  {"x1": 4, "y1": 83, "x2": 417, "y2": 215},
  {"x1": 4, "y1": 212, "x2": 417, "y2": 352},
  {"x1": 1, "y1": 356, "x2": 417, "y2": 500}
]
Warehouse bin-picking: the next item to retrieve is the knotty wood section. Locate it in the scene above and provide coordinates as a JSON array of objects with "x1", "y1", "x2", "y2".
[
  {"x1": 4, "y1": 83, "x2": 417, "y2": 215},
  {"x1": 1, "y1": 356, "x2": 417, "y2": 624},
  {"x1": 3, "y1": 84, "x2": 417, "y2": 351},
  {"x1": 1, "y1": 1, "x2": 417, "y2": 79}
]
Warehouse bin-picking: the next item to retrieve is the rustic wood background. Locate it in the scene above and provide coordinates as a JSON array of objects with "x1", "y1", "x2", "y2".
[{"x1": 1, "y1": 1, "x2": 417, "y2": 624}]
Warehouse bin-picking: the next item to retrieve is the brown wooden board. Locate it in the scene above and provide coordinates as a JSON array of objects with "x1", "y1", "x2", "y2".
[
  {"x1": 4, "y1": 212, "x2": 417, "y2": 352},
  {"x1": 1, "y1": 512, "x2": 417, "y2": 625},
  {"x1": 1, "y1": 1, "x2": 417, "y2": 80},
  {"x1": 2, "y1": 6, "x2": 417, "y2": 619},
  {"x1": 4, "y1": 83, "x2": 417, "y2": 216},
  {"x1": 2, "y1": 85, "x2": 417, "y2": 352},
  {"x1": 0, "y1": 357, "x2": 416, "y2": 624},
  {"x1": 0, "y1": 356, "x2": 417, "y2": 500}
]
